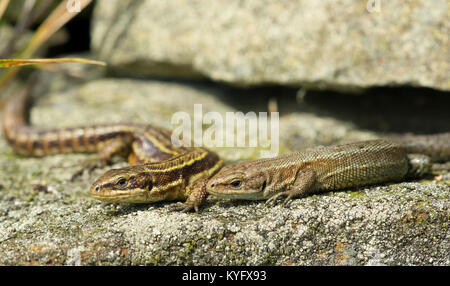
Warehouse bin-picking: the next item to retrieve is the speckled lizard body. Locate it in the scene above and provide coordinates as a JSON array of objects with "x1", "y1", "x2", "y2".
[{"x1": 206, "y1": 138, "x2": 450, "y2": 204}]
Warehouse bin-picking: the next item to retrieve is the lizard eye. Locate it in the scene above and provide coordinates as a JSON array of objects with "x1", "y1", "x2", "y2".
[
  {"x1": 117, "y1": 178, "x2": 127, "y2": 187},
  {"x1": 230, "y1": 180, "x2": 242, "y2": 188}
]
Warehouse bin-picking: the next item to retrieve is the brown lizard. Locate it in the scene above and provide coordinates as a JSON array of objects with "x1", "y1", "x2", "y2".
[
  {"x1": 2, "y1": 83, "x2": 222, "y2": 211},
  {"x1": 206, "y1": 138, "x2": 450, "y2": 204},
  {"x1": 7, "y1": 81, "x2": 447, "y2": 212}
]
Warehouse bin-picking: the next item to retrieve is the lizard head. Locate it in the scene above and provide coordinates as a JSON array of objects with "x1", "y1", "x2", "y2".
[
  {"x1": 90, "y1": 165, "x2": 157, "y2": 203},
  {"x1": 206, "y1": 162, "x2": 267, "y2": 200}
]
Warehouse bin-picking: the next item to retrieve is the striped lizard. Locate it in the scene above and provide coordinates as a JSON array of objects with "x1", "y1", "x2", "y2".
[
  {"x1": 2, "y1": 83, "x2": 222, "y2": 211},
  {"x1": 91, "y1": 135, "x2": 449, "y2": 211},
  {"x1": 3, "y1": 83, "x2": 449, "y2": 212}
]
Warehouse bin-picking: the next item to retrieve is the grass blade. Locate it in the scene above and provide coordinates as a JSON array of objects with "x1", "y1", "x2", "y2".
[
  {"x1": 0, "y1": 58, "x2": 106, "y2": 68},
  {"x1": 22, "y1": 0, "x2": 93, "y2": 58},
  {"x1": 0, "y1": 0, "x2": 93, "y2": 89},
  {"x1": 0, "y1": 0, "x2": 10, "y2": 20}
]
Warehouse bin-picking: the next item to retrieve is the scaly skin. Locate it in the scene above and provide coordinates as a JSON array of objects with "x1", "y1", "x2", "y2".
[
  {"x1": 90, "y1": 147, "x2": 223, "y2": 212},
  {"x1": 206, "y1": 139, "x2": 449, "y2": 204},
  {"x1": 389, "y1": 133, "x2": 450, "y2": 162},
  {"x1": 2, "y1": 83, "x2": 222, "y2": 212},
  {"x1": 3, "y1": 84, "x2": 448, "y2": 212},
  {"x1": 2, "y1": 86, "x2": 188, "y2": 163}
]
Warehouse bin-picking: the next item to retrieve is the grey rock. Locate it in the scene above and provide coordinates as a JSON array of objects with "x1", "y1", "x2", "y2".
[
  {"x1": 91, "y1": 0, "x2": 449, "y2": 91},
  {"x1": 0, "y1": 76, "x2": 449, "y2": 265}
]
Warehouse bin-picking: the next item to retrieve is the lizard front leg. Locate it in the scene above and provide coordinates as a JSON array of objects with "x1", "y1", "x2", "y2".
[
  {"x1": 168, "y1": 178, "x2": 209, "y2": 213},
  {"x1": 266, "y1": 168, "x2": 317, "y2": 205}
]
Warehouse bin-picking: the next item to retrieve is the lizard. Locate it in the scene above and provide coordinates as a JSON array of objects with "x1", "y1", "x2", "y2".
[
  {"x1": 9, "y1": 82, "x2": 447, "y2": 212},
  {"x1": 2, "y1": 82, "x2": 222, "y2": 211},
  {"x1": 90, "y1": 135, "x2": 449, "y2": 212},
  {"x1": 206, "y1": 137, "x2": 450, "y2": 204}
]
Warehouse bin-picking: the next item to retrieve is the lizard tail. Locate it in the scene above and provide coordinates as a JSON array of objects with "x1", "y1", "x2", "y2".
[{"x1": 2, "y1": 81, "x2": 34, "y2": 144}]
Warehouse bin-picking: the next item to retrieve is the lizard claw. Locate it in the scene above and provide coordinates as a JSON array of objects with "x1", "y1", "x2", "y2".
[
  {"x1": 283, "y1": 194, "x2": 294, "y2": 206},
  {"x1": 169, "y1": 182, "x2": 208, "y2": 213},
  {"x1": 167, "y1": 202, "x2": 199, "y2": 213},
  {"x1": 265, "y1": 192, "x2": 284, "y2": 206},
  {"x1": 265, "y1": 191, "x2": 292, "y2": 207}
]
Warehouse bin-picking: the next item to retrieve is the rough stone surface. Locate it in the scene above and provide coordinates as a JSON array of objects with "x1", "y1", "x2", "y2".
[
  {"x1": 0, "y1": 74, "x2": 449, "y2": 265},
  {"x1": 91, "y1": 0, "x2": 449, "y2": 91}
]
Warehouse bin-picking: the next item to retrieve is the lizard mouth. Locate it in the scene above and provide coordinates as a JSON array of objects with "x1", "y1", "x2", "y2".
[
  {"x1": 207, "y1": 178, "x2": 267, "y2": 200},
  {"x1": 91, "y1": 192, "x2": 131, "y2": 202},
  {"x1": 90, "y1": 187, "x2": 132, "y2": 201},
  {"x1": 89, "y1": 186, "x2": 156, "y2": 203}
]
